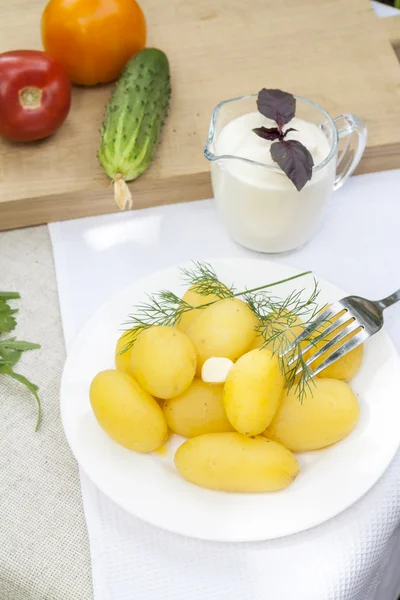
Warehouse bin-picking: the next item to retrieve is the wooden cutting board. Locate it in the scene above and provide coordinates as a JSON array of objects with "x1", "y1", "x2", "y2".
[{"x1": 1, "y1": 0, "x2": 400, "y2": 230}]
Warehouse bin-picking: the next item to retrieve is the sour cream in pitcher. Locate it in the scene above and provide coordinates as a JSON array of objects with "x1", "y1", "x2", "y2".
[{"x1": 210, "y1": 111, "x2": 335, "y2": 253}]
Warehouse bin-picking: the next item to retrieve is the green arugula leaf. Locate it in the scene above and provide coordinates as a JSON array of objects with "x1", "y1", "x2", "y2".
[
  {"x1": 0, "y1": 291, "x2": 41, "y2": 430},
  {"x1": 0, "y1": 292, "x2": 20, "y2": 300},
  {"x1": 0, "y1": 347, "x2": 22, "y2": 367},
  {"x1": 0, "y1": 300, "x2": 18, "y2": 333},
  {"x1": 0, "y1": 364, "x2": 41, "y2": 431},
  {"x1": 0, "y1": 340, "x2": 41, "y2": 352},
  {"x1": 0, "y1": 340, "x2": 41, "y2": 368}
]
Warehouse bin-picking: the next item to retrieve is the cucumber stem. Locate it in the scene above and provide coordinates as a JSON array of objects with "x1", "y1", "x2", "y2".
[{"x1": 114, "y1": 174, "x2": 132, "y2": 210}]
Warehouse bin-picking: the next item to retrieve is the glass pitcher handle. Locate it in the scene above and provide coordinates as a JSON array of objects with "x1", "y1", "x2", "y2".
[{"x1": 332, "y1": 114, "x2": 367, "y2": 191}]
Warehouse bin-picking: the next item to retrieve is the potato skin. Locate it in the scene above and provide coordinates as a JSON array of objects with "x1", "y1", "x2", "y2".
[
  {"x1": 177, "y1": 283, "x2": 228, "y2": 333},
  {"x1": 131, "y1": 326, "x2": 196, "y2": 400},
  {"x1": 187, "y1": 298, "x2": 258, "y2": 376},
  {"x1": 265, "y1": 378, "x2": 360, "y2": 452},
  {"x1": 163, "y1": 379, "x2": 234, "y2": 437},
  {"x1": 224, "y1": 349, "x2": 285, "y2": 436},
  {"x1": 174, "y1": 432, "x2": 299, "y2": 492},
  {"x1": 90, "y1": 369, "x2": 167, "y2": 452}
]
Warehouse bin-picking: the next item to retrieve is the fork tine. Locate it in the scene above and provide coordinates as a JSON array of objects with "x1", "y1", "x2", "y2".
[
  {"x1": 293, "y1": 320, "x2": 361, "y2": 376},
  {"x1": 311, "y1": 328, "x2": 369, "y2": 378},
  {"x1": 281, "y1": 303, "x2": 341, "y2": 358},
  {"x1": 286, "y1": 310, "x2": 351, "y2": 368}
]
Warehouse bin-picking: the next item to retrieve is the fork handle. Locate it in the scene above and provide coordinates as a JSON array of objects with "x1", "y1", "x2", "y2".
[{"x1": 378, "y1": 289, "x2": 400, "y2": 310}]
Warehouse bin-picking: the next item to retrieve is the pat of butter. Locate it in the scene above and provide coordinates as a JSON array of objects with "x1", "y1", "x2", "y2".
[{"x1": 202, "y1": 357, "x2": 234, "y2": 384}]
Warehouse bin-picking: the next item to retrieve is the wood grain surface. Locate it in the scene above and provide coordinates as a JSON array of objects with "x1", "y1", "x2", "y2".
[{"x1": 0, "y1": 0, "x2": 400, "y2": 230}]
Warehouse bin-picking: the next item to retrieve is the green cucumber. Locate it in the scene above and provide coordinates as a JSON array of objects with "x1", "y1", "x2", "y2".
[{"x1": 98, "y1": 48, "x2": 171, "y2": 209}]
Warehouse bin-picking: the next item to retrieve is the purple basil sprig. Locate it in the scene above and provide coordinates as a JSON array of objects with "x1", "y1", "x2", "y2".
[
  {"x1": 253, "y1": 88, "x2": 314, "y2": 191},
  {"x1": 253, "y1": 126, "x2": 297, "y2": 142},
  {"x1": 270, "y1": 140, "x2": 314, "y2": 192},
  {"x1": 257, "y1": 89, "x2": 296, "y2": 130}
]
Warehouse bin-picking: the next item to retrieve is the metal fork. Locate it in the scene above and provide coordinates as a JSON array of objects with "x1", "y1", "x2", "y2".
[{"x1": 282, "y1": 288, "x2": 400, "y2": 377}]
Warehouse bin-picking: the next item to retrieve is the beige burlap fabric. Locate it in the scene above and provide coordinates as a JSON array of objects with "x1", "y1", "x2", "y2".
[{"x1": 0, "y1": 226, "x2": 92, "y2": 600}]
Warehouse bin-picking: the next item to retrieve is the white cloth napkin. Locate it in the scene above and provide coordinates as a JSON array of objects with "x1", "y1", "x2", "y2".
[
  {"x1": 49, "y1": 169, "x2": 400, "y2": 600},
  {"x1": 372, "y1": 0, "x2": 400, "y2": 16}
]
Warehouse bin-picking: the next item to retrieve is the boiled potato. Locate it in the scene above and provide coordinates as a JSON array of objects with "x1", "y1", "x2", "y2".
[
  {"x1": 114, "y1": 330, "x2": 139, "y2": 375},
  {"x1": 187, "y1": 298, "x2": 258, "y2": 375},
  {"x1": 163, "y1": 379, "x2": 234, "y2": 437},
  {"x1": 90, "y1": 369, "x2": 167, "y2": 452},
  {"x1": 175, "y1": 432, "x2": 299, "y2": 492},
  {"x1": 250, "y1": 333, "x2": 267, "y2": 350},
  {"x1": 248, "y1": 332, "x2": 264, "y2": 350},
  {"x1": 177, "y1": 282, "x2": 229, "y2": 333},
  {"x1": 265, "y1": 378, "x2": 360, "y2": 452},
  {"x1": 132, "y1": 326, "x2": 196, "y2": 400},
  {"x1": 306, "y1": 306, "x2": 364, "y2": 381},
  {"x1": 249, "y1": 310, "x2": 303, "y2": 352},
  {"x1": 318, "y1": 344, "x2": 364, "y2": 380},
  {"x1": 224, "y1": 348, "x2": 285, "y2": 436}
]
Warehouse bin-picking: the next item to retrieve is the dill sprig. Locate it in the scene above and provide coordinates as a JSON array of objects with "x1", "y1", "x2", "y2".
[
  {"x1": 121, "y1": 291, "x2": 190, "y2": 354},
  {"x1": 180, "y1": 261, "x2": 235, "y2": 299},
  {"x1": 122, "y1": 262, "x2": 311, "y2": 343},
  {"x1": 121, "y1": 261, "x2": 329, "y2": 401},
  {"x1": 249, "y1": 280, "x2": 323, "y2": 402}
]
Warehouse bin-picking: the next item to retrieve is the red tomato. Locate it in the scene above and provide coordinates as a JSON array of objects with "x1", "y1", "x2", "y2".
[{"x1": 0, "y1": 50, "x2": 71, "y2": 142}]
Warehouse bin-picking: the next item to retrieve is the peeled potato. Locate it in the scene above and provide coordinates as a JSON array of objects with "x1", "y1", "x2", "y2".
[
  {"x1": 90, "y1": 369, "x2": 167, "y2": 452},
  {"x1": 163, "y1": 379, "x2": 234, "y2": 437},
  {"x1": 114, "y1": 330, "x2": 140, "y2": 375},
  {"x1": 249, "y1": 334, "x2": 267, "y2": 350},
  {"x1": 306, "y1": 306, "x2": 364, "y2": 381},
  {"x1": 317, "y1": 344, "x2": 364, "y2": 380},
  {"x1": 175, "y1": 432, "x2": 299, "y2": 492},
  {"x1": 224, "y1": 348, "x2": 284, "y2": 436},
  {"x1": 249, "y1": 310, "x2": 303, "y2": 351},
  {"x1": 265, "y1": 378, "x2": 360, "y2": 452},
  {"x1": 187, "y1": 298, "x2": 258, "y2": 375},
  {"x1": 132, "y1": 326, "x2": 196, "y2": 400},
  {"x1": 177, "y1": 282, "x2": 229, "y2": 333}
]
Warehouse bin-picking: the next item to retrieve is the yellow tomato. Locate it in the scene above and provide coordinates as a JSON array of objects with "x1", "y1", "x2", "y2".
[{"x1": 41, "y1": 0, "x2": 146, "y2": 85}]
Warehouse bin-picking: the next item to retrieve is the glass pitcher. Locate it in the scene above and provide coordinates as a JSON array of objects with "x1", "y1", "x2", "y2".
[{"x1": 204, "y1": 94, "x2": 367, "y2": 254}]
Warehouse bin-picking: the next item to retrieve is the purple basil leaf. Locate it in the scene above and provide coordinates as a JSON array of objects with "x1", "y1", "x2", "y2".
[
  {"x1": 270, "y1": 140, "x2": 314, "y2": 191},
  {"x1": 253, "y1": 126, "x2": 281, "y2": 141},
  {"x1": 282, "y1": 127, "x2": 297, "y2": 138},
  {"x1": 257, "y1": 89, "x2": 296, "y2": 130}
]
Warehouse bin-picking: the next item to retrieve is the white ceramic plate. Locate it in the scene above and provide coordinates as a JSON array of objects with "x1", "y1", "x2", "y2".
[{"x1": 61, "y1": 259, "x2": 400, "y2": 542}]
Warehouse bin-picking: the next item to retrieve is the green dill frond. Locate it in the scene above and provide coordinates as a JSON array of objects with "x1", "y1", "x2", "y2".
[{"x1": 180, "y1": 261, "x2": 235, "y2": 299}]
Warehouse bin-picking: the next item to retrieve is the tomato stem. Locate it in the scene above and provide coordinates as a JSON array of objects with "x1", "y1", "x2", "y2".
[{"x1": 19, "y1": 87, "x2": 42, "y2": 110}]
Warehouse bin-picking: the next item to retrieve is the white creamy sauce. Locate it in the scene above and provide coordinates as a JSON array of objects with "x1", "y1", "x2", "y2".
[{"x1": 211, "y1": 112, "x2": 336, "y2": 253}]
